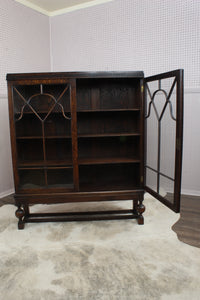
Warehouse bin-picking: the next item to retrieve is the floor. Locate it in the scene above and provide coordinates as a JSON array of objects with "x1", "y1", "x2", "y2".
[
  {"x1": 0, "y1": 194, "x2": 200, "y2": 248},
  {"x1": 172, "y1": 194, "x2": 200, "y2": 248},
  {"x1": 0, "y1": 194, "x2": 14, "y2": 206}
]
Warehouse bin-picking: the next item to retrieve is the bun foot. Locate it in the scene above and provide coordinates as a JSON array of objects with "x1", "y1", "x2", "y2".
[
  {"x1": 136, "y1": 198, "x2": 145, "y2": 225},
  {"x1": 18, "y1": 221, "x2": 25, "y2": 230},
  {"x1": 15, "y1": 207, "x2": 25, "y2": 230},
  {"x1": 137, "y1": 215, "x2": 144, "y2": 225}
]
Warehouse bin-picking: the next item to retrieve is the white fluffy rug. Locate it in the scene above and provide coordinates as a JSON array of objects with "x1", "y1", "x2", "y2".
[{"x1": 1, "y1": 194, "x2": 200, "y2": 300}]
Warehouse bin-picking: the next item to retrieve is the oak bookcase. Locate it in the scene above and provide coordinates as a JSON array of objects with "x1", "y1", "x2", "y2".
[{"x1": 7, "y1": 70, "x2": 183, "y2": 229}]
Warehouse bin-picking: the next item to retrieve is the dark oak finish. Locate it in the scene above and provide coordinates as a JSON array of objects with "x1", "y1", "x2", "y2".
[
  {"x1": 7, "y1": 71, "x2": 144, "y2": 81},
  {"x1": 6, "y1": 71, "x2": 183, "y2": 229}
]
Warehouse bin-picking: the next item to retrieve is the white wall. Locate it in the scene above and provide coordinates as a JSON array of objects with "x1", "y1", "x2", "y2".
[
  {"x1": 50, "y1": 0, "x2": 200, "y2": 196},
  {"x1": 1, "y1": 0, "x2": 199, "y2": 196},
  {"x1": 0, "y1": 95, "x2": 14, "y2": 197},
  {"x1": 145, "y1": 88, "x2": 200, "y2": 197},
  {"x1": 181, "y1": 90, "x2": 200, "y2": 196},
  {"x1": 50, "y1": 0, "x2": 200, "y2": 88},
  {"x1": 0, "y1": 0, "x2": 51, "y2": 197}
]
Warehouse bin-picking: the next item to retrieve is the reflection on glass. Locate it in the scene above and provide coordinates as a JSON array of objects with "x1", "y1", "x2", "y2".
[
  {"x1": 146, "y1": 94, "x2": 158, "y2": 170},
  {"x1": 145, "y1": 77, "x2": 177, "y2": 201},
  {"x1": 160, "y1": 97, "x2": 176, "y2": 179},
  {"x1": 146, "y1": 168, "x2": 157, "y2": 192},
  {"x1": 159, "y1": 175, "x2": 174, "y2": 204}
]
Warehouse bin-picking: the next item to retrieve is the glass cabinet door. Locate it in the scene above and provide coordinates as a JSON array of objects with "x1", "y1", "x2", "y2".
[
  {"x1": 144, "y1": 70, "x2": 183, "y2": 212},
  {"x1": 12, "y1": 81, "x2": 75, "y2": 191}
]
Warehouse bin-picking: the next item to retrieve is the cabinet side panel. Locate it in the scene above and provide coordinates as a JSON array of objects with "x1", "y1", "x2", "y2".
[
  {"x1": 139, "y1": 79, "x2": 144, "y2": 189},
  {"x1": 7, "y1": 83, "x2": 19, "y2": 192}
]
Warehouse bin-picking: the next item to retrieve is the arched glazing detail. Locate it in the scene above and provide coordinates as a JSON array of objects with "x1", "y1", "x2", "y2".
[
  {"x1": 13, "y1": 83, "x2": 74, "y2": 190},
  {"x1": 145, "y1": 78, "x2": 176, "y2": 121},
  {"x1": 14, "y1": 84, "x2": 71, "y2": 122},
  {"x1": 145, "y1": 77, "x2": 177, "y2": 200}
]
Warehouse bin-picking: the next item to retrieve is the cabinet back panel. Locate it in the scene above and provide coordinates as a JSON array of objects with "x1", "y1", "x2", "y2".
[
  {"x1": 76, "y1": 78, "x2": 140, "y2": 110},
  {"x1": 15, "y1": 114, "x2": 42, "y2": 137},
  {"x1": 17, "y1": 140, "x2": 44, "y2": 163},
  {"x1": 18, "y1": 168, "x2": 74, "y2": 190},
  {"x1": 43, "y1": 84, "x2": 70, "y2": 105},
  {"x1": 77, "y1": 111, "x2": 140, "y2": 135},
  {"x1": 78, "y1": 136, "x2": 139, "y2": 159},
  {"x1": 19, "y1": 169, "x2": 45, "y2": 189},
  {"x1": 44, "y1": 114, "x2": 71, "y2": 137},
  {"x1": 45, "y1": 139, "x2": 72, "y2": 162},
  {"x1": 47, "y1": 169, "x2": 73, "y2": 187},
  {"x1": 79, "y1": 164, "x2": 140, "y2": 191}
]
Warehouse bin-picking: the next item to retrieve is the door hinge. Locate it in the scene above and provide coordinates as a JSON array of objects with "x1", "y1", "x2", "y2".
[
  {"x1": 141, "y1": 85, "x2": 144, "y2": 93},
  {"x1": 140, "y1": 176, "x2": 144, "y2": 183},
  {"x1": 176, "y1": 138, "x2": 181, "y2": 151}
]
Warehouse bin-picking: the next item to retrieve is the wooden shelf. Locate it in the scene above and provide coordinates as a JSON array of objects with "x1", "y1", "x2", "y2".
[
  {"x1": 16, "y1": 136, "x2": 71, "y2": 139},
  {"x1": 16, "y1": 134, "x2": 140, "y2": 139},
  {"x1": 19, "y1": 183, "x2": 74, "y2": 190},
  {"x1": 18, "y1": 166, "x2": 73, "y2": 170},
  {"x1": 79, "y1": 182, "x2": 140, "y2": 192},
  {"x1": 78, "y1": 132, "x2": 140, "y2": 138},
  {"x1": 77, "y1": 108, "x2": 140, "y2": 112},
  {"x1": 16, "y1": 136, "x2": 43, "y2": 139},
  {"x1": 45, "y1": 136, "x2": 71, "y2": 139},
  {"x1": 15, "y1": 108, "x2": 140, "y2": 116},
  {"x1": 15, "y1": 111, "x2": 71, "y2": 115},
  {"x1": 78, "y1": 157, "x2": 140, "y2": 165},
  {"x1": 18, "y1": 160, "x2": 73, "y2": 168},
  {"x1": 18, "y1": 157, "x2": 141, "y2": 168}
]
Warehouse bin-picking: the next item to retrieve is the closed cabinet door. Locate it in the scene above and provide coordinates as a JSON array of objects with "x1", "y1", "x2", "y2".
[{"x1": 10, "y1": 79, "x2": 78, "y2": 192}]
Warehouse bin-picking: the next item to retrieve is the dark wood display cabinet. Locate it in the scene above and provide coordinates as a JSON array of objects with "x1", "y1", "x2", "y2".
[{"x1": 7, "y1": 70, "x2": 183, "y2": 229}]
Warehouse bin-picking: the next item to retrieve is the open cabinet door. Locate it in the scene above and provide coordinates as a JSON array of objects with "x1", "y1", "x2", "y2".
[{"x1": 144, "y1": 69, "x2": 183, "y2": 212}]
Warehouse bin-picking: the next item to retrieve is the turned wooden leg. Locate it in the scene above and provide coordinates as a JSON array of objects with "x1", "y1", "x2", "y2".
[
  {"x1": 23, "y1": 204, "x2": 30, "y2": 217},
  {"x1": 136, "y1": 198, "x2": 145, "y2": 225},
  {"x1": 133, "y1": 200, "x2": 138, "y2": 214},
  {"x1": 15, "y1": 206, "x2": 25, "y2": 230},
  {"x1": 137, "y1": 215, "x2": 144, "y2": 225}
]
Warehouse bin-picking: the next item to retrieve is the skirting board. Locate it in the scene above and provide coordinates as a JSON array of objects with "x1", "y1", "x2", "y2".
[
  {"x1": 181, "y1": 189, "x2": 200, "y2": 197},
  {"x1": 0, "y1": 189, "x2": 14, "y2": 199}
]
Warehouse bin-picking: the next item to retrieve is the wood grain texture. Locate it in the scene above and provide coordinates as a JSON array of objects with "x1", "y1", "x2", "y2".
[
  {"x1": 6, "y1": 71, "x2": 144, "y2": 81},
  {"x1": 172, "y1": 195, "x2": 200, "y2": 248}
]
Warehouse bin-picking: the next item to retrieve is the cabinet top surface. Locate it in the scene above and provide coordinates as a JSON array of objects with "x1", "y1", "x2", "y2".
[{"x1": 6, "y1": 71, "x2": 144, "y2": 81}]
